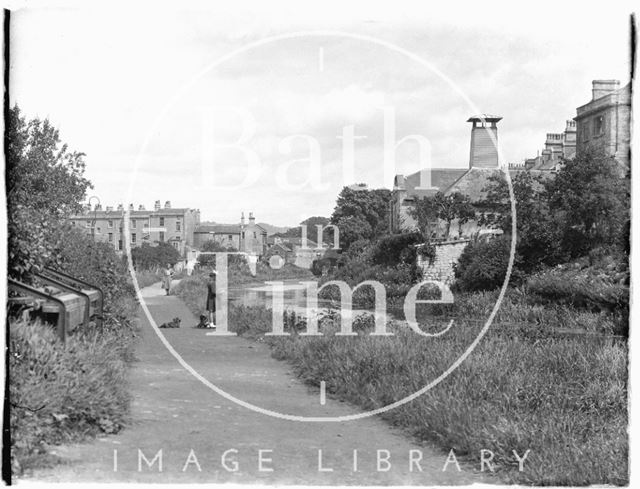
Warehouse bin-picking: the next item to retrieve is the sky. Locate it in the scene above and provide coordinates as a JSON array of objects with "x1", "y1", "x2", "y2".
[{"x1": 9, "y1": 0, "x2": 634, "y2": 226}]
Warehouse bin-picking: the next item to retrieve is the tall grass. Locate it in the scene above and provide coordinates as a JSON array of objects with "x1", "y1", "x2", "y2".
[
  {"x1": 173, "y1": 274, "x2": 627, "y2": 484},
  {"x1": 269, "y1": 323, "x2": 627, "y2": 485},
  {"x1": 135, "y1": 269, "x2": 162, "y2": 288},
  {"x1": 9, "y1": 312, "x2": 138, "y2": 474}
]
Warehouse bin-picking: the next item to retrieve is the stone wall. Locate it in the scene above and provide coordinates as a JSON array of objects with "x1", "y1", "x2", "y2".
[{"x1": 417, "y1": 240, "x2": 470, "y2": 285}]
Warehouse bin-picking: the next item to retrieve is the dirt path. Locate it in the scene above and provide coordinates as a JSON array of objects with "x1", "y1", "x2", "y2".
[{"x1": 25, "y1": 282, "x2": 488, "y2": 484}]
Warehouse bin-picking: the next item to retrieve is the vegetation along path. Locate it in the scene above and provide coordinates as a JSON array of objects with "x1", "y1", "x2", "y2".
[{"x1": 26, "y1": 282, "x2": 489, "y2": 484}]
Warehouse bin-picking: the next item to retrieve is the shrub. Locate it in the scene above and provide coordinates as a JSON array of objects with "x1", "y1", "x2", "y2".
[
  {"x1": 131, "y1": 242, "x2": 181, "y2": 270},
  {"x1": 48, "y1": 226, "x2": 135, "y2": 319},
  {"x1": 369, "y1": 231, "x2": 423, "y2": 267},
  {"x1": 454, "y1": 236, "x2": 520, "y2": 292},
  {"x1": 9, "y1": 319, "x2": 132, "y2": 474}
]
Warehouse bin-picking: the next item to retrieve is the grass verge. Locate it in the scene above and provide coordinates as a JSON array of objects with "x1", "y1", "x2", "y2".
[{"x1": 174, "y1": 274, "x2": 627, "y2": 485}]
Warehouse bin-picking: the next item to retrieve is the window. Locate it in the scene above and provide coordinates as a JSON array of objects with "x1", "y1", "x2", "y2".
[
  {"x1": 241, "y1": 231, "x2": 245, "y2": 239},
  {"x1": 159, "y1": 217, "x2": 165, "y2": 226},
  {"x1": 108, "y1": 233, "x2": 113, "y2": 243},
  {"x1": 172, "y1": 242, "x2": 179, "y2": 249},
  {"x1": 253, "y1": 232, "x2": 257, "y2": 238},
  {"x1": 131, "y1": 219, "x2": 136, "y2": 228},
  {"x1": 118, "y1": 240, "x2": 122, "y2": 251},
  {"x1": 582, "y1": 121, "x2": 590, "y2": 141},
  {"x1": 71, "y1": 221, "x2": 76, "y2": 227},
  {"x1": 228, "y1": 234, "x2": 233, "y2": 240},
  {"x1": 108, "y1": 220, "x2": 113, "y2": 228},
  {"x1": 159, "y1": 232, "x2": 165, "y2": 242},
  {"x1": 176, "y1": 221, "x2": 181, "y2": 231},
  {"x1": 131, "y1": 233, "x2": 136, "y2": 244},
  {"x1": 593, "y1": 115, "x2": 604, "y2": 136},
  {"x1": 86, "y1": 220, "x2": 91, "y2": 228}
]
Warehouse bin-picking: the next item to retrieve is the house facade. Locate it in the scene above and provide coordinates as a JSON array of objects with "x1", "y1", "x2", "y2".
[
  {"x1": 574, "y1": 79, "x2": 631, "y2": 169},
  {"x1": 68, "y1": 200, "x2": 200, "y2": 256},
  {"x1": 523, "y1": 120, "x2": 577, "y2": 171},
  {"x1": 194, "y1": 212, "x2": 267, "y2": 257}
]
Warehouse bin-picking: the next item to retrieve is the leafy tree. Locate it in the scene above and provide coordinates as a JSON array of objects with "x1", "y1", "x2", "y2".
[
  {"x1": 272, "y1": 216, "x2": 334, "y2": 244},
  {"x1": 131, "y1": 242, "x2": 181, "y2": 270},
  {"x1": 409, "y1": 192, "x2": 475, "y2": 239},
  {"x1": 6, "y1": 105, "x2": 92, "y2": 281},
  {"x1": 479, "y1": 171, "x2": 562, "y2": 272},
  {"x1": 454, "y1": 235, "x2": 522, "y2": 292},
  {"x1": 545, "y1": 150, "x2": 629, "y2": 253},
  {"x1": 330, "y1": 186, "x2": 391, "y2": 250},
  {"x1": 331, "y1": 215, "x2": 372, "y2": 252},
  {"x1": 197, "y1": 240, "x2": 243, "y2": 267}
]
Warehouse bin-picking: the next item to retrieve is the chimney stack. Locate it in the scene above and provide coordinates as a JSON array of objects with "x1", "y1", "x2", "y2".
[
  {"x1": 249, "y1": 212, "x2": 255, "y2": 225},
  {"x1": 592, "y1": 80, "x2": 620, "y2": 101},
  {"x1": 117, "y1": 203, "x2": 124, "y2": 211},
  {"x1": 95, "y1": 204, "x2": 102, "y2": 211},
  {"x1": 154, "y1": 200, "x2": 161, "y2": 211},
  {"x1": 467, "y1": 114, "x2": 502, "y2": 169},
  {"x1": 165, "y1": 201, "x2": 171, "y2": 209},
  {"x1": 106, "y1": 206, "x2": 113, "y2": 212},
  {"x1": 129, "y1": 203, "x2": 134, "y2": 211},
  {"x1": 138, "y1": 205, "x2": 145, "y2": 211},
  {"x1": 240, "y1": 212, "x2": 246, "y2": 226}
]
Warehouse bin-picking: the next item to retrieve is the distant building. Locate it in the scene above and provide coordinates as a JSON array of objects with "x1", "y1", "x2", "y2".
[
  {"x1": 264, "y1": 236, "x2": 326, "y2": 269},
  {"x1": 68, "y1": 200, "x2": 200, "y2": 257},
  {"x1": 523, "y1": 120, "x2": 577, "y2": 171},
  {"x1": 390, "y1": 113, "x2": 554, "y2": 236},
  {"x1": 391, "y1": 114, "x2": 502, "y2": 232},
  {"x1": 574, "y1": 79, "x2": 631, "y2": 168},
  {"x1": 194, "y1": 212, "x2": 267, "y2": 257}
]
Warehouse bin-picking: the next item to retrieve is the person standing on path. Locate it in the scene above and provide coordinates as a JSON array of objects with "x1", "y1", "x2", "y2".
[
  {"x1": 162, "y1": 263, "x2": 174, "y2": 296},
  {"x1": 206, "y1": 271, "x2": 217, "y2": 328}
]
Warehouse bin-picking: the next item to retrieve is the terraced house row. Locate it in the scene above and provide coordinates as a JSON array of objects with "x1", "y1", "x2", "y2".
[{"x1": 68, "y1": 200, "x2": 201, "y2": 256}]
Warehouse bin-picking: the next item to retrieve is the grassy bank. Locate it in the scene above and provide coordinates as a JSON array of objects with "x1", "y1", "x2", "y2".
[
  {"x1": 9, "y1": 297, "x2": 139, "y2": 475},
  {"x1": 174, "y1": 274, "x2": 627, "y2": 485},
  {"x1": 8, "y1": 228, "x2": 141, "y2": 476}
]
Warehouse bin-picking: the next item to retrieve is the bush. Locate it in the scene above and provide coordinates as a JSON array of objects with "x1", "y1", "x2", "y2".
[
  {"x1": 369, "y1": 231, "x2": 423, "y2": 267},
  {"x1": 48, "y1": 226, "x2": 135, "y2": 319},
  {"x1": 9, "y1": 319, "x2": 132, "y2": 474},
  {"x1": 454, "y1": 236, "x2": 520, "y2": 292},
  {"x1": 131, "y1": 242, "x2": 181, "y2": 270}
]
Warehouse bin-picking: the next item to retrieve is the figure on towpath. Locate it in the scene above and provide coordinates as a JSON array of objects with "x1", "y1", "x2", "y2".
[
  {"x1": 162, "y1": 263, "x2": 174, "y2": 296},
  {"x1": 206, "y1": 271, "x2": 217, "y2": 328}
]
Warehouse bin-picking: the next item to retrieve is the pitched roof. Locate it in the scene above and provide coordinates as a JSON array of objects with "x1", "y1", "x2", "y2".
[
  {"x1": 397, "y1": 168, "x2": 469, "y2": 200},
  {"x1": 444, "y1": 168, "x2": 554, "y2": 202}
]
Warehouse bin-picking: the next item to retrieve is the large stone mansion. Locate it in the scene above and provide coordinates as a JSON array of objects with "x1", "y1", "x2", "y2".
[{"x1": 390, "y1": 78, "x2": 631, "y2": 235}]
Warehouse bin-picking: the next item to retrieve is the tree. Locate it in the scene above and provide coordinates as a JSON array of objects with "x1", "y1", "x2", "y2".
[
  {"x1": 131, "y1": 242, "x2": 181, "y2": 270},
  {"x1": 197, "y1": 240, "x2": 244, "y2": 267},
  {"x1": 330, "y1": 186, "x2": 391, "y2": 251},
  {"x1": 272, "y1": 216, "x2": 333, "y2": 244},
  {"x1": 6, "y1": 105, "x2": 93, "y2": 281},
  {"x1": 409, "y1": 192, "x2": 475, "y2": 239},
  {"x1": 545, "y1": 150, "x2": 629, "y2": 253}
]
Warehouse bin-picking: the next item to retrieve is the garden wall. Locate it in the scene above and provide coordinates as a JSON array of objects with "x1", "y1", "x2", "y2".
[{"x1": 417, "y1": 240, "x2": 470, "y2": 284}]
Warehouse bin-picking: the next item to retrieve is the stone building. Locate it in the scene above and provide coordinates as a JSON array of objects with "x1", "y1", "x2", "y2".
[
  {"x1": 574, "y1": 79, "x2": 631, "y2": 168},
  {"x1": 194, "y1": 212, "x2": 267, "y2": 257},
  {"x1": 391, "y1": 114, "x2": 505, "y2": 233},
  {"x1": 68, "y1": 200, "x2": 200, "y2": 256},
  {"x1": 264, "y1": 237, "x2": 325, "y2": 269},
  {"x1": 523, "y1": 120, "x2": 577, "y2": 171}
]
